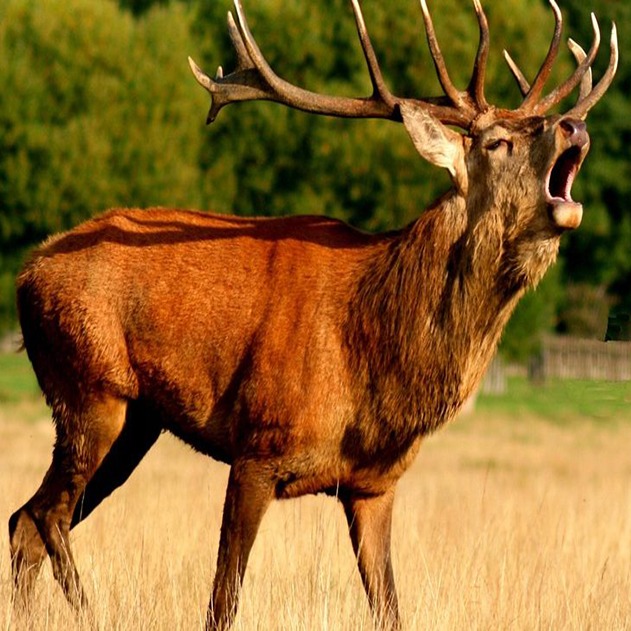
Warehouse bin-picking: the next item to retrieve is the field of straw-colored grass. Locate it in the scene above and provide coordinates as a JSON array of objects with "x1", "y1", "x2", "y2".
[{"x1": 1, "y1": 400, "x2": 631, "y2": 630}]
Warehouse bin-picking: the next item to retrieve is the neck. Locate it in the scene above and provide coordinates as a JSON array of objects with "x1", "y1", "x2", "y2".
[{"x1": 345, "y1": 191, "x2": 558, "y2": 440}]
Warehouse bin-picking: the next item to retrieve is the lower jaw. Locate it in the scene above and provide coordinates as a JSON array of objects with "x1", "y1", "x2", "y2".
[{"x1": 549, "y1": 201, "x2": 583, "y2": 230}]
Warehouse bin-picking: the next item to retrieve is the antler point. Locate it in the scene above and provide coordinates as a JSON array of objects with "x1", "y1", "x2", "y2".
[
  {"x1": 188, "y1": 55, "x2": 205, "y2": 79},
  {"x1": 567, "y1": 38, "x2": 587, "y2": 59},
  {"x1": 232, "y1": 0, "x2": 247, "y2": 29},
  {"x1": 591, "y1": 13, "x2": 601, "y2": 47},
  {"x1": 188, "y1": 56, "x2": 215, "y2": 93},
  {"x1": 611, "y1": 23, "x2": 619, "y2": 68},
  {"x1": 548, "y1": 0, "x2": 561, "y2": 16}
]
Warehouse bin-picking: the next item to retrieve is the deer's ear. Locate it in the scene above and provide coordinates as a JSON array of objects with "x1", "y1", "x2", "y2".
[{"x1": 400, "y1": 102, "x2": 468, "y2": 194}]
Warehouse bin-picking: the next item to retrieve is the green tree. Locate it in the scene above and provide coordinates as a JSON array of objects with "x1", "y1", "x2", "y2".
[
  {"x1": 0, "y1": 0, "x2": 206, "y2": 329},
  {"x1": 119, "y1": 0, "x2": 168, "y2": 15},
  {"x1": 118, "y1": 0, "x2": 194, "y2": 17}
]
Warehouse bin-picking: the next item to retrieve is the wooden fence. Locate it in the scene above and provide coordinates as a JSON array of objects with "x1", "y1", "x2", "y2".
[
  {"x1": 481, "y1": 355, "x2": 507, "y2": 394},
  {"x1": 537, "y1": 336, "x2": 631, "y2": 381},
  {"x1": 464, "y1": 336, "x2": 630, "y2": 413}
]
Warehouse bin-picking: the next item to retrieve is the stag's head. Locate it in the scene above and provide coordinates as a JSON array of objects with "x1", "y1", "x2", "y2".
[
  {"x1": 189, "y1": 0, "x2": 618, "y2": 266},
  {"x1": 400, "y1": 0, "x2": 616, "y2": 240}
]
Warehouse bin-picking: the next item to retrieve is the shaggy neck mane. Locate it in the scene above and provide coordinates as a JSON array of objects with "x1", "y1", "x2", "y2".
[{"x1": 344, "y1": 191, "x2": 559, "y2": 458}]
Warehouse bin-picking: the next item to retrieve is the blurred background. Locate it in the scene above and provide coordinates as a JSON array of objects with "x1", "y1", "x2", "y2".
[{"x1": 0, "y1": 0, "x2": 629, "y2": 366}]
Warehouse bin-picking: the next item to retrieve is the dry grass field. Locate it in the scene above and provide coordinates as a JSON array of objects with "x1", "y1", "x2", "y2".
[{"x1": 2, "y1": 390, "x2": 631, "y2": 630}]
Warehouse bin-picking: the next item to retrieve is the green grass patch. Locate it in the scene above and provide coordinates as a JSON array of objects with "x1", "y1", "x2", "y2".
[
  {"x1": 0, "y1": 351, "x2": 41, "y2": 403},
  {"x1": 477, "y1": 376, "x2": 631, "y2": 424}
]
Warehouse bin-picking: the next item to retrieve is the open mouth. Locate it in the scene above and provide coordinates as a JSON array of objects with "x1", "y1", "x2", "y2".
[
  {"x1": 547, "y1": 146, "x2": 583, "y2": 204},
  {"x1": 545, "y1": 144, "x2": 587, "y2": 230}
]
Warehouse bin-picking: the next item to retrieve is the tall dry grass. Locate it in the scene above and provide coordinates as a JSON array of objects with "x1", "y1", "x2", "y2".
[{"x1": 1, "y1": 402, "x2": 630, "y2": 630}]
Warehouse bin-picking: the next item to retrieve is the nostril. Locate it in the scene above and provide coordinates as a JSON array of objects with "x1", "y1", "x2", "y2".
[{"x1": 560, "y1": 118, "x2": 587, "y2": 137}]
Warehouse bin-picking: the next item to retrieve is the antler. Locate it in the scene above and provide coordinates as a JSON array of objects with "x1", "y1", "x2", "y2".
[
  {"x1": 503, "y1": 0, "x2": 618, "y2": 119},
  {"x1": 189, "y1": 0, "x2": 493, "y2": 130},
  {"x1": 190, "y1": 0, "x2": 618, "y2": 130}
]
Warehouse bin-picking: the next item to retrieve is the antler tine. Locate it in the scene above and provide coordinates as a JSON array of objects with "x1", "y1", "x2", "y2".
[
  {"x1": 519, "y1": 0, "x2": 563, "y2": 111},
  {"x1": 418, "y1": 0, "x2": 468, "y2": 110},
  {"x1": 468, "y1": 0, "x2": 490, "y2": 110},
  {"x1": 226, "y1": 7, "x2": 253, "y2": 71},
  {"x1": 188, "y1": 10, "x2": 259, "y2": 123},
  {"x1": 566, "y1": 23, "x2": 618, "y2": 120},
  {"x1": 230, "y1": 0, "x2": 303, "y2": 106},
  {"x1": 567, "y1": 39, "x2": 592, "y2": 102},
  {"x1": 503, "y1": 50, "x2": 530, "y2": 97},
  {"x1": 533, "y1": 12, "x2": 601, "y2": 115},
  {"x1": 349, "y1": 0, "x2": 396, "y2": 107}
]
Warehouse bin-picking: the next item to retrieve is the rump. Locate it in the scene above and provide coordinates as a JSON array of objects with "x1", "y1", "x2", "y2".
[{"x1": 17, "y1": 252, "x2": 139, "y2": 411}]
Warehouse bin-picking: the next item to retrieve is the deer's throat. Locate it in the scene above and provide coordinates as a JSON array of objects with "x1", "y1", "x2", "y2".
[{"x1": 344, "y1": 200, "x2": 554, "y2": 439}]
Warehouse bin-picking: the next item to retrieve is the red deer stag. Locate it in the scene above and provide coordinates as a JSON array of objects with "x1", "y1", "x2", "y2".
[{"x1": 9, "y1": 0, "x2": 617, "y2": 629}]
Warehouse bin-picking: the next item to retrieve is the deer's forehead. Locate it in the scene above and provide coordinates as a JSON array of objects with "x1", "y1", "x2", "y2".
[{"x1": 473, "y1": 116, "x2": 549, "y2": 141}]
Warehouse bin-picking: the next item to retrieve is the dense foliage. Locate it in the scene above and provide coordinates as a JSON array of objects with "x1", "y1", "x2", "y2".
[
  {"x1": 0, "y1": 0, "x2": 206, "y2": 325},
  {"x1": 0, "y1": 0, "x2": 627, "y2": 361}
]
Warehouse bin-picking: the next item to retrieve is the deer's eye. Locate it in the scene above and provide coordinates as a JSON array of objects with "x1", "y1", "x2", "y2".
[{"x1": 485, "y1": 138, "x2": 513, "y2": 152}]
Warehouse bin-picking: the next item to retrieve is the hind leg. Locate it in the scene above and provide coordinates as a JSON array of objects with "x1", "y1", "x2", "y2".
[
  {"x1": 9, "y1": 393, "x2": 127, "y2": 613},
  {"x1": 72, "y1": 399, "x2": 162, "y2": 527}
]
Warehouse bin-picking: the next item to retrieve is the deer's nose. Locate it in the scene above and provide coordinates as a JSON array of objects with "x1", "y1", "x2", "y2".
[{"x1": 560, "y1": 118, "x2": 589, "y2": 147}]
